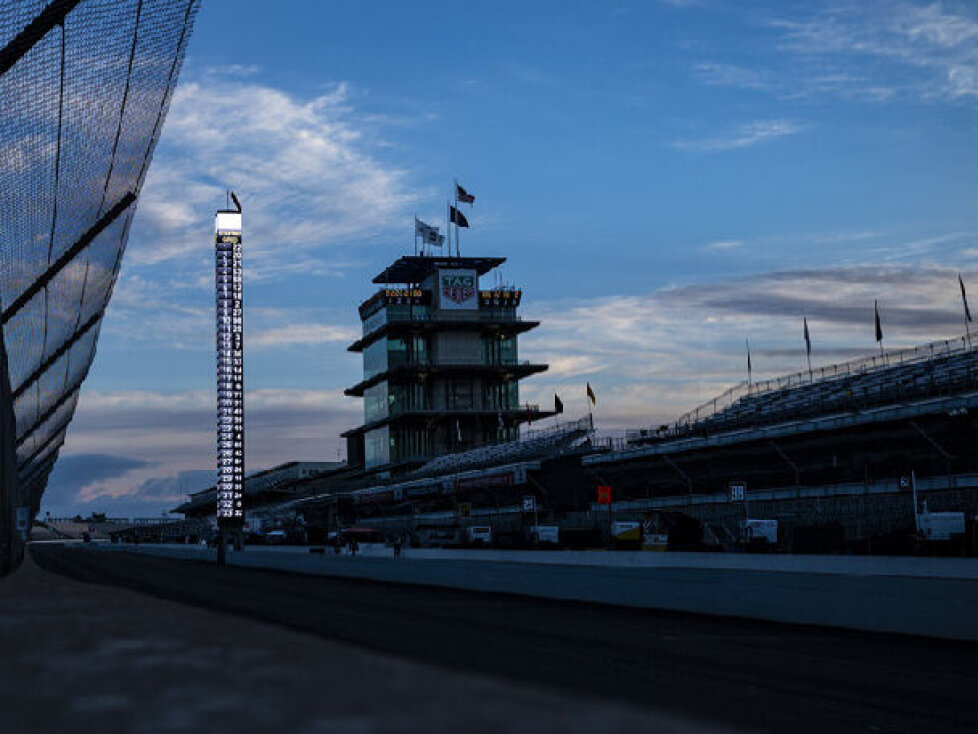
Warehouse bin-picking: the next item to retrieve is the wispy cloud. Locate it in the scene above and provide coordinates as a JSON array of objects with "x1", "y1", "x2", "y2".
[
  {"x1": 673, "y1": 119, "x2": 804, "y2": 151},
  {"x1": 103, "y1": 273, "x2": 358, "y2": 352},
  {"x1": 703, "y1": 239, "x2": 743, "y2": 252},
  {"x1": 693, "y1": 62, "x2": 775, "y2": 92},
  {"x1": 694, "y1": 2, "x2": 978, "y2": 105},
  {"x1": 249, "y1": 323, "x2": 357, "y2": 349},
  {"x1": 130, "y1": 73, "x2": 419, "y2": 269}
]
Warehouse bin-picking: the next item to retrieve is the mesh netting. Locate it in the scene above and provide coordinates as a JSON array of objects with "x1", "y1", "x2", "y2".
[{"x1": 0, "y1": 0, "x2": 200, "y2": 519}]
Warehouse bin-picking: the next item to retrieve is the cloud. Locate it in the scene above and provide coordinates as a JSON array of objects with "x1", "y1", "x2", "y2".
[
  {"x1": 124, "y1": 469, "x2": 215, "y2": 503},
  {"x1": 519, "y1": 263, "x2": 977, "y2": 429},
  {"x1": 695, "y1": 2, "x2": 978, "y2": 105},
  {"x1": 693, "y1": 62, "x2": 774, "y2": 92},
  {"x1": 101, "y1": 272, "x2": 359, "y2": 352},
  {"x1": 43, "y1": 469, "x2": 214, "y2": 520},
  {"x1": 202, "y1": 63, "x2": 260, "y2": 77},
  {"x1": 673, "y1": 120, "x2": 804, "y2": 151},
  {"x1": 42, "y1": 454, "x2": 151, "y2": 510},
  {"x1": 42, "y1": 387, "x2": 360, "y2": 515},
  {"x1": 248, "y1": 323, "x2": 357, "y2": 349},
  {"x1": 128, "y1": 73, "x2": 418, "y2": 269},
  {"x1": 704, "y1": 239, "x2": 743, "y2": 252}
]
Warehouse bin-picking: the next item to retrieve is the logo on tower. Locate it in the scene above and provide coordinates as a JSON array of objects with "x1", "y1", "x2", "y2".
[{"x1": 439, "y1": 269, "x2": 477, "y2": 310}]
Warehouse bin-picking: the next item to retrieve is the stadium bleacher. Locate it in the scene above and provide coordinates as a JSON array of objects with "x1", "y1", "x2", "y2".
[
  {"x1": 631, "y1": 335, "x2": 978, "y2": 444},
  {"x1": 411, "y1": 416, "x2": 593, "y2": 478}
]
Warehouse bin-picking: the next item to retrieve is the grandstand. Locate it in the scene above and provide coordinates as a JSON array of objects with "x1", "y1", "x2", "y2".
[
  {"x1": 409, "y1": 416, "x2": 593, "y2": 478},
  {"x1": 583, "y1": 333, "x2": 978, "y2": 552},
  {"x1": 632, "y1": 335, "x2": 976, "y2": 444},
  {"x1": 174, "y1": 462, "x2": 341, "y2": 519}
]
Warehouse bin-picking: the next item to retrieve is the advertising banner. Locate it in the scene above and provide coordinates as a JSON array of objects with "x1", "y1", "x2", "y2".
[{"x1": 438, "y1": 269, "x2": 478, "y2": 311}]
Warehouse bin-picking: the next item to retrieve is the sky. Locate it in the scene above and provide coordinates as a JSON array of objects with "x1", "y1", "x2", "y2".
[{"x1": 42, "y1": 0, "x2": 978, "y2": 518}]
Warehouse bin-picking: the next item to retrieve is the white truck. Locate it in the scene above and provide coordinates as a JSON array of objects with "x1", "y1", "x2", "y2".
[
  {"x1": 918, "y1": 504, "x2": 965, "y2": 541},
  {"x1": 466, "y1": 526, "x2": 492, "y2": 546}
]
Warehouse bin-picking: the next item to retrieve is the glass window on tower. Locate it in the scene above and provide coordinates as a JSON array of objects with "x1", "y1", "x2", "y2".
[
  {"x1": 387, "y1": 337, "x2": 409, "y2": 369},
  {"x1": 363, "y1": 340, "x2": 388, "y2": 380},
  {"x1": 482, "y1": 333, "x2": 518, "y2": 365},
  {"x1": 447, "y1": 380, "x2": 475, "y2": 410},
  {"x1": 364, "y1": 382, "x2": 389, "y2": 422},
  {"x1": 364, "y1": 426, "x2": 391, "y2": 468}
]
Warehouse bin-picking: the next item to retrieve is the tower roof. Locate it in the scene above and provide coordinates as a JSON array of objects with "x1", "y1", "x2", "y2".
[{"x1": 373, "y1": 255, "x2": 506, "y2": 284}]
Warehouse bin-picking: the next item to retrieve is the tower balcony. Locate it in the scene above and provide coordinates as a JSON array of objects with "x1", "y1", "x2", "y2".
[
  {"x1": 344, "y1": 359, "x2": 549, "y2": 397},
  {"x1": 350, "y1": 304, "x2": 536, "y2": 353},
  {"x1": 340, "y1": 404, "x2": 557, "y2": 439}
]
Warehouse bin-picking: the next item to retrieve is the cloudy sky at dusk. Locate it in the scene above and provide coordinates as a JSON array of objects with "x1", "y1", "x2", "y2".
[{"x1": 43, "y1": 0, "x2": 978, "y2": 517}]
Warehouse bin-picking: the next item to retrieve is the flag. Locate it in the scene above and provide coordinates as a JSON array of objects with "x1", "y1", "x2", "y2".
[
  {"x1": 455, "y1": 420, "x2": 462, "y2": 443},
  {"x1": 456, "y1": 183, "x2": 475, "y2": 204},
  {"x1": 803, "y1": 317, "x2": 811, "y2": 357},
  {"x1": 746, "y1": 340, "x2": 752, "y2": 377},
  {"x1": 449, "y1": 205, "x2": 469, "y2": 228},
  {"x1": 415, "y1": 218, "x2": 444, "y2": 247},
  {"x1": 555, "y1": 394, "x2": 564, "y2": 414},
  {"x1": 874, "y1": 300, "x2": 883, "y2": 343},
  {"x1": 586, "y1": 383, "x2": 596, "y2": 405},
  {"x1": 960, "y1": 274, "x2": 972, "y2": 323}
]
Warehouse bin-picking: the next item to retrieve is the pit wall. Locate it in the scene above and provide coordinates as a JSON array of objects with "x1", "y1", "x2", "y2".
[{"x1": 351, "y1": 479, "x2": 978, "y2": 553}]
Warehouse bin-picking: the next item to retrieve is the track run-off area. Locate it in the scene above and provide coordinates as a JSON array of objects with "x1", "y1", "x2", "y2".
[{"x1": 20, "y1": 543, "x2": 978, "y2": 733}]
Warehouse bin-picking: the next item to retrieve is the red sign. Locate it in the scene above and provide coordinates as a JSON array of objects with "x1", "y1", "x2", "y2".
[{"x1": 596, "y1": 485, "x2": 612, "y2": 505}]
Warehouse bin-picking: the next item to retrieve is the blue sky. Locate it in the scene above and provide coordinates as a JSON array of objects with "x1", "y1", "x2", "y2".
[{"x1": 43, "y1": 0, "x2": 978, "y2": 517}]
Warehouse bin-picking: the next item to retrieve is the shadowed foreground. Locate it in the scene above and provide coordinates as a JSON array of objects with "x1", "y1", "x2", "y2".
[
  {"x1": 13, "y1": 545, "x2": 978, "y2": 732},
  {"x1": 1, "y1": 548, "x2": 705, "y2": 734}
]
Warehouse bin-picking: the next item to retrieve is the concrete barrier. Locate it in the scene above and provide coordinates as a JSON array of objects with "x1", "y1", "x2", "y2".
[{"x1": 92, "y1": 543, "x2": 978, "y2": 642}]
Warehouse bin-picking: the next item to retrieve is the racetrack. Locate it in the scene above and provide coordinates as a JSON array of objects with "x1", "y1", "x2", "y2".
[{"x1": 31, "y1": 545, "x2": 978, "y2": 733}]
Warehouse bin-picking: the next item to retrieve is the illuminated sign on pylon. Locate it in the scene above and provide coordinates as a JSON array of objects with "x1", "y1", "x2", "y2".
[{"x1": 215, "y1": 195, "x2": 244, "y2": 528}]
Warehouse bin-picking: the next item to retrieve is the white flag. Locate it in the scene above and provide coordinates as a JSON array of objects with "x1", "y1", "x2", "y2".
[{"x1": 415, "y1": 217, "x2": 445, "y2": 247}]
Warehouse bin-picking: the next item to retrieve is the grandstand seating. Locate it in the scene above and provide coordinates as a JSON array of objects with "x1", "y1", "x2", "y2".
[
  {"x1": 633, "y1": 336, "x2": 978, "y2": 444},
  {"x1": 412, "y1": 416, "x2": 593, "y2": 478}
]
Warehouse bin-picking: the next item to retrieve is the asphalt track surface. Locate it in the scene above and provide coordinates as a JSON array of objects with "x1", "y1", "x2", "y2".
[{"x1": 32, "y1": 545, "x2": 978, "y2": 733}]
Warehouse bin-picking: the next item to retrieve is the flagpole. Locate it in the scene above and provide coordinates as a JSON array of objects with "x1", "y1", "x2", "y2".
[
  {"x1": 453, "y1": 179, "x2": 460, "y2": 257},
  {"x1": 804, "y1": 317, "x2": 813, "y2": 382},
  {"x1": 875, "y1": 300, "x2": 886, "y2": 363},
  {"x1": 960, "y1": 275, "x2": 972, "y2": 347},
  {"x1": 746, "y1": 339, "x2": 752, "y2": 395}
]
